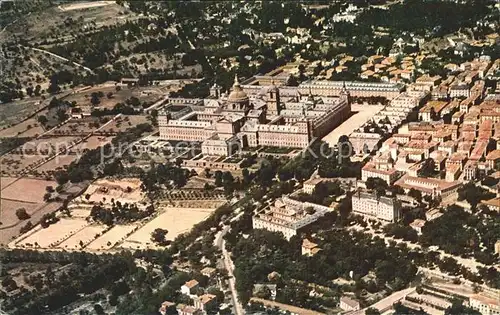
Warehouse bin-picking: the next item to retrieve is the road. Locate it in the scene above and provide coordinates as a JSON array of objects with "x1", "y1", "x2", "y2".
[{"x1": 215, "y1": 222, "x2": 245, "y2": 315}]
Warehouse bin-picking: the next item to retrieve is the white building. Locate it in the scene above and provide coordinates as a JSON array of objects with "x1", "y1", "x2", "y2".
[
  {"x1": 352, "y1": 190, "x2": 402, "y2": 222},
  {"x1": 469, "y1": 294, "x2": 500, "y2": 315},
  {"x1": 253, "y1": 197, "x2": 332, "y2": 240},
  {"x1": 180, "y1": 280, "x2": 199, "y2": 296},
  {"x1": 340, "y1": 296, "x2": 360, "y2": 311}
]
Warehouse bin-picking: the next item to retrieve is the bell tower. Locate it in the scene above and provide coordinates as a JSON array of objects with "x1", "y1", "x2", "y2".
[
  {"x1": 266, "y1": 81, "x2": 281, "y2": 115},
  {"x1": 339, "y1": 81, "x2": 350, "y2": 104},
  {"x1": 210, "y1": 81, "x2": 222, "y2": 99}
]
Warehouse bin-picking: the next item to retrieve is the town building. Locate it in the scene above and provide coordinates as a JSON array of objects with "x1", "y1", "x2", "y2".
[
  {"x1": 253, "y1": 197, "x2": 332, "y2": 240},
  {"x1": 351, "y1": 190, "x2": 402, "y2": 222},
  {"x1": 395, "y1": 175, "x2": 462, "y2": 198},
  {"x1": 181, "y1": 280, "x2": 199, "y2": 296},
  {"x1": 339, "y1": 296, "x2": 361, "y2": 311},
  {"x1": 469, "y1": 294, "x2": 500, "y2": 315},
  {"x1": 302, "y1": 239, "x2": 321, "y2": 256},
  {"x1": 409, "y1": 219, "x2": 426, "y2": 235},
  {"x1": 297, "y1": 80, "x2": 404, "y2": 99},
  {"x1": 193, "y1": 294, "x2": 216, "y2": 312},
  {"x1": 159, "y1": 301, "x2": 176, "y2": 315},
  {"x1": 362, "y1": 162, "x2": 400, "y2": 185}
]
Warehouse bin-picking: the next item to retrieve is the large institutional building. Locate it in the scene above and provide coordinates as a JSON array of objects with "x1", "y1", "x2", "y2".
[
  {"x1": 158, "y1": 76, "x2": 351, "y2": 155},
  {"x1": 351, "y1": 190, "x2": 402, "y2": 222},
  {"x1": 252, "y1": 196, "x2": 332, "y2": 240}
]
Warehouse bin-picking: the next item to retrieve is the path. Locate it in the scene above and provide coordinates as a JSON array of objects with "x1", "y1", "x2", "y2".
[{"x1": 26, "y1": 46, "x2": 95, "y2": 74}]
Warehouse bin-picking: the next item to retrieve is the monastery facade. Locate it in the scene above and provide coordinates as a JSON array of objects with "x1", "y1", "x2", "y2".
[{"x1": 158, "y1": 76, "x2": 351, "y2": 155}]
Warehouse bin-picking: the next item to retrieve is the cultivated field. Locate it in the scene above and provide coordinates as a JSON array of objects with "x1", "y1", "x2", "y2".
[
  {"x1": 0, "y1": 199, "x2": 40, "y2": 226},
  {"x1": 16, "y1": 218, "x2": 88, "y2": 248},
  {"x1": 44, "y1": 117, "x2": 104, "y2": 136},
  {"x1": 86, "y1": 224, "x2": 139, "y2": 251},
  {"x1": 1, "y1": 176, "x2": 18, "y2": 188},
  {"x1": 1, "y1": 177, "x2": 56, "y2": 203},
  {"x1": 120, "y1": 207, "x2": 214, "y2": 250},
  {"x1": 34, "y1": 155, "x2": 78, "y2": 173},
  {"x1": 322, "y1": 104, "x2": 384, "y2": 145},
  {"x1": 0, "y1": 201, "x2": 61, "y2": 245},
  {"x1": 0, "y1": 118, "x2": 45, "y2": 138},
  {"x1": 1, "y1": 176, "x2": 61, "y2": 244},
  {"x1": 63, "y1": 85, "x2": 167, "y2": 110},
  {"x1": 57, "y1": 224, "x2": 107, "y2": 250},
  {"x1": 0, "y1": 99, "x2": 45, "y2": 130},
  {"x1": 1, "y1": 154, "x2": 44, "y2": 175},
  {"x1": 96, "y1": 115, "x2": 148, "y2": 134},
  {"x1": 58, "y1": 1, "x2": 115, "y2": 11}
]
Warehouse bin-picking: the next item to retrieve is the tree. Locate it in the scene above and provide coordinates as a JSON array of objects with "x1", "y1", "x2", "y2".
[
  {"x1": 445, "y1": 300, "x2": 480, "y2": 315},
  {"x1": 408, "y1": 188, "x2": 422, "y2": 203},
  {"x1": 366, "y1": 308, "x2": 381, "y2": 315},
  {"x1": 37, "y1": 115, "x2": 48, "y2": 125},
  {"x1": 418, "y1": 158, "x2": 436, "y2": 178},
  {"x1": 15, "y1": 208, "x2": 30, "y2": 220},
  {"x1": 151, "y1": 228, "x2": 169, "y2": 245}
]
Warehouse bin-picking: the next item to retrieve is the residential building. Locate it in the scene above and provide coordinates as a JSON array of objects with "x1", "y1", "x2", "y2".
[
  {"x1": 177, "y1": 305, "x2": 203, "y2": 315},
  {"x1": 481, "y1": 197, "x2": 500, "y2": 212},
  {"x1": 340, "y1": 296, "x2": 361, "y2": 311},
  {"x1": 425, "y1": 209, "x2": 443, "y2": 221},
  {"x1": 302, "y1": 239, "x2": 321, "y2": 256},
  {"x1": 410, "y1": 219, "x2": 426, "y2": 235},
  {"x1": 395, "y1": 175, "x2": 462, "y2": 198},
  {"x1": 201, "y1": 267, "x2": 217, "y2": 278},
  {"x1": 159, "y1": 301, "x2": 176, "y2": 315},
  {"x1": 193, "y1": 294, "x2": 216, "y2": 312},
  {"x1": 362, "y1": 162, "x2": 400, "y2": 185},
  {"x1": 181, "y1": 280, "x2": 199, "y2": 296},
  {"x1": 352, "y1": 190, "x2": 402, "y2": 222}
]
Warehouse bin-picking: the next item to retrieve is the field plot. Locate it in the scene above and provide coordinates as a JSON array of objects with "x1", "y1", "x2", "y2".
[
  {"x1": 63, "y1": 86, "x2": 165, "y2": 110},
  {"x1": 96, "y1": 116, "x2": 148, "y2": 134},
  {"x1": 45, "y1": 118, "x2": 102, "y2": 136},
  {"x1": 86, "y1": 224, "x2": 139, "y2": 251},
  {"x1": 16, "y1": 218, "x2": 88, "y2": 248},
  {"x1": 57, "y1": 225, "x2": 107, "y2": 250},
  {"x1": 34, "y1": 155, "x2": 78, "y2": 172},
  {"x1": 68, "y1": 208, "x2": 91, "y2": 218},
  {"x1": 12, "y1": 136, "x2": 81, "y2": 155},
  {"x1": 71, "y1": 136, "x2": 113, "y2": 152},
  {"x1": 0, "y1": 119, "x2": 45, "y2": 138},
  {"x1": 1, "y1": 176, "x2": 18, "y2": 188},
  {"x1": 58, "y1": 1, "x2": 115, "y2": 11},
  {"x1": 80, "y1": 178, "x2": 144, "y2": 205},
  {"x1": 1, "y1": 178, "x2": 57, "y2": 203},
  {"x1": 120, "y1": 207, "x2": 214, "y2": 250},
  {"x1": 0, "y1": 99, "x2": 45, "y2": 130},
  {"x1": 322, "y1": 104, "x2": 384, "y2": 145},
  {"x1": 0, "y1": 199, "x2": 40, "y2": 226},
  {"x1": 1, "y1": 154, "x2": 45, "y2": 175},
  {"x1": 0, "y1": 201, "x2": 62, "y2": 245}
]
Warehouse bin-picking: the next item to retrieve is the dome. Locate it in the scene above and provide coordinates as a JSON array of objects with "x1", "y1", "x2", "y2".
[{"x1": 228, "y1": 76, "x2": 249, "y2": 102}]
